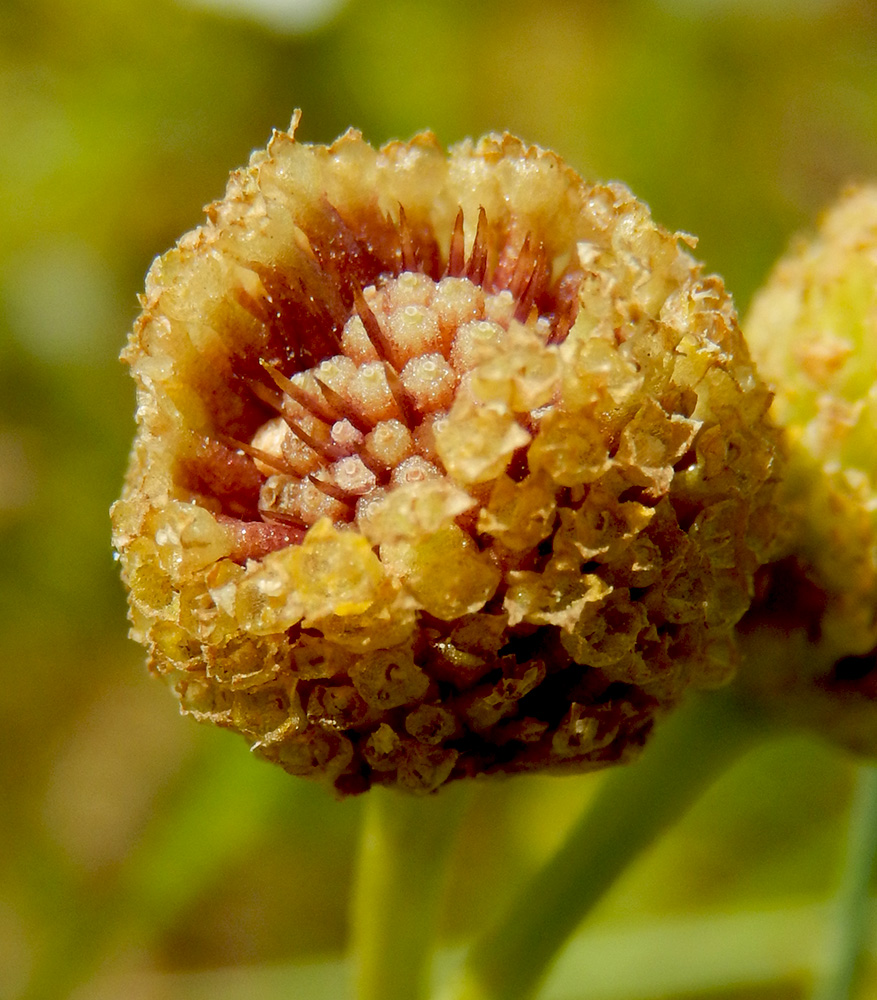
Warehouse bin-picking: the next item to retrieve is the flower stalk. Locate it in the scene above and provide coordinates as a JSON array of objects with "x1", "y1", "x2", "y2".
[
  {"x1": 442, "y1": 685, "x2": 770, "y2": 1000},
  {"x1": 813, "y1": 763, "x2": 877, "y2": 1000},
  {"x1": 353, "y1": 783, "x2": 471, "y2": 1000}
]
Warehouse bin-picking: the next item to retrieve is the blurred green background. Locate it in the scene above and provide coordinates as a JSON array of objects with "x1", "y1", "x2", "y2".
[{"x1": 1, "y1": 0, "x2": 875, "y2": 997}]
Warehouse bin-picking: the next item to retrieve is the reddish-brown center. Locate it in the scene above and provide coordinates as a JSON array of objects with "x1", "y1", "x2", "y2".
[{"x1": 178, "y1": 205, "x2": 583, "y2": 561}]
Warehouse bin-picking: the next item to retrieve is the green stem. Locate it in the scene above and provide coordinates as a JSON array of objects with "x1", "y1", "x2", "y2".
[
  {"x1": 352, "y1": 782, "x2": 471, "y2": 1000},
  {"x1": 444, "y1": 686, "x2": 769, "y2": 1000},
  {"x1": 813, "y1": 762, "x2": 877, "y2": 1000}
]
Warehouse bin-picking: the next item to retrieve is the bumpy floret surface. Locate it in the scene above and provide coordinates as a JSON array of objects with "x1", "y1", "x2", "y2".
[{"x1": 113, "y1": 120, "x2": 783, "y2": 793}]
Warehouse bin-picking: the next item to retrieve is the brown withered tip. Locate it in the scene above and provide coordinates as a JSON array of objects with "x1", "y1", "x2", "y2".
[{"x1": 112, "y1": 114, "x2": 784, "y2": 794}]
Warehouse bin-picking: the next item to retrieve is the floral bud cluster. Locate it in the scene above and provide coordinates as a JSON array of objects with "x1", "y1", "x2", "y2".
[
  {"x1": 742, "y1": 186, "x2": 877, "y2": 755},
  {"x1": 112, "y1": 118, "x2": 784, "y2": 794}
]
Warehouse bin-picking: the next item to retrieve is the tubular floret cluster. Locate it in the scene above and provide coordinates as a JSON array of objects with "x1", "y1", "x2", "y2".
[{"x1": 113, "y1": 119, "x2": 785, "y2": 793}]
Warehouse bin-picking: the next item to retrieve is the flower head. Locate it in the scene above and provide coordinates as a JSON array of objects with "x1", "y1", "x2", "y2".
[
  {"x1": 113, "y1": 116, "x2": 783, "y2": 794},
  {"x1": 742, "y1": 186, "x2": 877, "y2": 754}
]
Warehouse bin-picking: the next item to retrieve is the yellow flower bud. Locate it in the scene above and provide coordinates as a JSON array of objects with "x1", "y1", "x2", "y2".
[
  {"x1": 742, "y1": 186, "x2": 877, "y2": 754},
  {"x1": 113, "y1": 115, "x2": 784, "y2": 794}
]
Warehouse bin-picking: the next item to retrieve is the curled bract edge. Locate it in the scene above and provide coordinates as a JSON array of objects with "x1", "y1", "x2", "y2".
[
  {"x1": 741, "y1": 185, "x2": 877, "y2": 756},
  {"x1": 112, "y1": 115, "x2": 785, "y2": 794}
]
